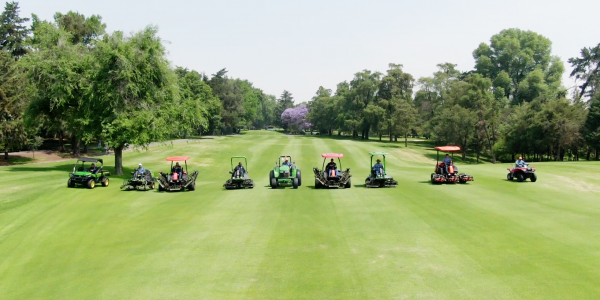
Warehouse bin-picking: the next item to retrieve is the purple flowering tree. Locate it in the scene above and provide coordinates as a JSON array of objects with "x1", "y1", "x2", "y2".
[{"x1": 281, "y1": 105, "x2": 310, "y2": 133}]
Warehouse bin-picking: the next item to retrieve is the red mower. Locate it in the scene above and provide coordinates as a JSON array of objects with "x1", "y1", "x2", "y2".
[
  {"x1": 507, "y1": 164, "x2": 537, "y2": 182},
  {"x1": 430, "y1": 146, "x2": 474, "y2": 184}
]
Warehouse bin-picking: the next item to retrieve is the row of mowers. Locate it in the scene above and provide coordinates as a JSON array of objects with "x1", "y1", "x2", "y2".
[
  {"x1": 67, "y1": 145, "x2": 537, "y2": 191},
  {"x1": 68, "y1": 156, "x2": 199, "y2": 191}
]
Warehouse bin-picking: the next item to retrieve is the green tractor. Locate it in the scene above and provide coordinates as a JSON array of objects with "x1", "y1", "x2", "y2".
[
  {"x1": 224, "y1": 156, "x2": 255, "y2": 189},
  {"x1": 269, "y1": 155, "x2": 302, "y2": 189},
  {"x1": 68, "y1": 157, "x2": 110, "y2": 189},
  {"x1": 365, "y1": 152, "x2": 398, "y2": 188}
]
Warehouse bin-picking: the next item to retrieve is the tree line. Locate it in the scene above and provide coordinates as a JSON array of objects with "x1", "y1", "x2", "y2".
[
  {"x1": 0, "y1": 2, "x2": 289, "y2": 174},
  {"x1": 1, "y1": 1, "x2": 599, "y2": 172},
  {"x1": 306, "y1": 29, "x2": 600, "y2": 163}
]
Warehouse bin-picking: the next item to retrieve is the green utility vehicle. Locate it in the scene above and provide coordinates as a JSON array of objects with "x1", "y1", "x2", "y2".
[
  {"x1": 224, "y1": 156, "x2": 255, "y2": 189},
  {"x1": 365, "y1": 152, "x2": 398, "y2": 188},
  {"x1": 269, "y1": 155, "x2": 302, "y2": 189},
  {"x1": 68, "y1": 157, "x2": 110, "y2": 189}
]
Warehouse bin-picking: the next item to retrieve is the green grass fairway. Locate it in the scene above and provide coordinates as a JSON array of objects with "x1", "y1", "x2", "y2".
[{"x1": 2, "y1": 132, "x2": 600, "y2": 299}]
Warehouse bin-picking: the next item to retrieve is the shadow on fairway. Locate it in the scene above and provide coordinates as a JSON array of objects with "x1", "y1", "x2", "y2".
[{"x1": 353, "y1": 184, "x2": 367, "y2": 188}]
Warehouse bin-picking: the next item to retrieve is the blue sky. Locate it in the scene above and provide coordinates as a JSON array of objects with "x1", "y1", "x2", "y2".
[{"x1": 19, "y1": 0, "x2": 600, "y2": 102}]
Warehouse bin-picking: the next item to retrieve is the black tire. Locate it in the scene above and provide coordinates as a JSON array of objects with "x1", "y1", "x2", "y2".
[
  {"x1": 507, "y1": 173, "x2": 513, "y2": 181},
  {"x1": 431, "y1": 173, "x2": 435, "y2": 180},
  {"x1": 516, "y1": 173, "x2": 524, "y2": 182},
  {"x1": 270, "y1": 170, "x2": 275, "y2": 180},
  {"x1": 101, "y1": 177, "x2": 109, "y2": 187},
  {"x1": 345, "y1": 178, "x2": 351, "y2": 188},
  {"x1": 158, "y1": 185, "x2": 164, "y2": 192},
  {"x1": 270, "y1": 177, "x2": 277, "y2": 189},
  {"x1": 87, "y1": 179, "x2": 95, "y2": 189},
  {"x1": 315, "y1": 178, "x2": 320, "y2": 189},
  {"x1": 530, "y1": 173, "x2": 537, "y2": 182},
  {"x1": 68, "y1": 179, "x2": 75, "y2": 188},
  {"x1": 188, "y1": 181, "x2": 196, "y2": 191},
  {"x1": 296, "y1": 169, "x2": 302, "y2": 186},
  {"x1": 292, "y1": 178, "x2": 299, "y2": 189}
]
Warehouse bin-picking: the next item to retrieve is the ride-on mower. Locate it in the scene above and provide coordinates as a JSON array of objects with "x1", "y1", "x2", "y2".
[
  {"x1": 68, "y1": 157, "x2": 110, "y2": 189},
  {"x1": 121, "y1": 169, "x2": 156, "y2": 191},
  {"x1": 507, "y1": 164, "x2": 537, "y2": 182},
  {"x1": 269, "y1": 155, "x2": 302, "y2": 189},
  {"x1": 430, "y1": 146, "x2": 473, "y2": 184},
  {"x1": 224, "y1": 156, "x2": 255, "y2": 189},
  {"x1": 365, "y1": 152, "x2": 398, "y2": 188},
  {"x1": 313, "y1": 153, "x2": 352, "y2": 189},
  {"x1": 157, "y1": 156, "x2": 199, "y2": 192}
]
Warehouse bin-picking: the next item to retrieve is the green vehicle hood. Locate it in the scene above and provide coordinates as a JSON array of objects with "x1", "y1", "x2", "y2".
[
  {"x1": 73, "y1": 171, "x2": 92, "y2": 176},
  {"x1": 279, "y1": 165, "x2": 290, "y2": 171}
]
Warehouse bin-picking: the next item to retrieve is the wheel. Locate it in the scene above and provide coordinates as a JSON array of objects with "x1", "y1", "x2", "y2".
[
  {"x1": 507, "y1": 173, "x2": 513, "y2": 181},
  {"x1": 530, "y1": 173, "x2": 537, "y2": 182},
  {"x1": 345, "y1": 178, "x2": 351, "y2": 188},
  {"x1": 68, "y1": 179, "x2": 75, "y2": 188},
  {"x1": 292, "y1": 178, "x2": 299, "y2": 189},
  {"x1": 270, "y1": 177, "x2": 277, "y2": 189},
  {"x1": 296, "y1": 169, "x2": 302, "y2": 186},
  {"x1": 188, "y1": 182, "x2": 196, "y2": 191},
  {"x1": 101, "y1": 177, "x2": 109, "y2": 187},
  {"x1": 270, "y1": 170, "x2": 275, "y2": 180},
  {"x1": 158, "y1": 185, "x2": 164, "y2": 192},
  {"x1": 516, "y1": 173, "x2": 524, "y2": 182},
  {"x1": 431, "y1": 173, "x2": 435, "y2": 180},
  {"x1": 87, "y1": 179, "x2": 95, "y2": 189},
  {"x1": 315, "y1": 178, "x2": 321, "y2": 189}
]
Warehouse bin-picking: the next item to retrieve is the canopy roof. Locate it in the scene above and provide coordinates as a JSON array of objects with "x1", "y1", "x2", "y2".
[
  {"x1": 435, "y1": 146, "x2": 461, "y2": 152},
  {"x1": 322, "y1": 153, "x2": 344, "y2": 158},
  {"x1": 78, "y1": 157, "x2": 102, "y2": 163},
  {"x1": 166, "y1": 156, "x2": 190, "y2": 161},
  {"x1": 369, "y1": 152, "x2": 388, "y2": 156}
]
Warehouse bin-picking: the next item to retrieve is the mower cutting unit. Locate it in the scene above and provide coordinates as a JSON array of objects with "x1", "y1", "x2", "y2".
[
  {"x1": 224, "y1": 156, "x2": 255, "y2": 189},
  {"x1": 121, "y1": 170, "x2": 156, "y2": 191},
  {"x1": 507, "y1": 164, "x2": 537, "y2": 182},
  {"x1": 157, "y1": 156, "x2": 198, "y2": 192},
  {"x1": 313, "y1": 153, "x2": 351, "y2": 189},
  {"x1": 365, "y1": 152, "x2": 398, "y2": 188},
  {"x1": 430, "y1": 146, "x2": 473, "y2": 184},
  {"x1": 269, "y1": 155, "x2": 302, "y2": 189},
  {"x1": 68, "y1": 157, "x2": 110, "y2": 189}
]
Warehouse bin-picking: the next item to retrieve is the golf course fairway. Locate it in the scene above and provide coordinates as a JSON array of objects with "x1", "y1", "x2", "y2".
[{"x1": 1, "y1": 131, "x2": 600, "y2": 299}]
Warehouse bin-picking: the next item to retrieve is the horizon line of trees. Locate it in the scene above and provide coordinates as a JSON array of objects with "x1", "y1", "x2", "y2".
[
  {"x1": 306, "y1": 29, "x2": 600, "y2": 163},
  {"x1": 1, "y1": 1, "x2": 599, "y2": 171},
  {"x1": 0, "y1": 2, "x2": 292, "y2": 174}
]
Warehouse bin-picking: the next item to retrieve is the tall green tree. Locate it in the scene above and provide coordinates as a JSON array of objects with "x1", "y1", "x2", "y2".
[
  {"x1": 391, "y1": 99, "x2": 418, "y2": 147},
  {"x1": 308, "y1": 86, "x2": 339, "y2": 135},
  {"x1": 583, "y1": 93, "x2": 600, "y2": 159},
  {"x1": 0, "y1": 51, "x2": 27, "y2": 159},
  {"x1": 175, "y1": 67, "x2": 221, "y2": 136},
  {"x1": 21, "y1": 21, "x2": 92, "y2": 156},
  {"x1": 88, "y1": 27, "x2": 179, "y2": 175},
  {"x1": 473, "y1": 29, "x2": 564, "y2": 104},
  {"x1": 378, "y1": 64, "x2": 414, "y2": 141},
  {"x1": 0, "y1": 1, "x2": 29, "y2": 57},
  {"x1": 54, "y1": 11, "x2": 105, "y2": 45},
  {"x1": 569, "y1": 43, "x2": 600, "y2": 99}
]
